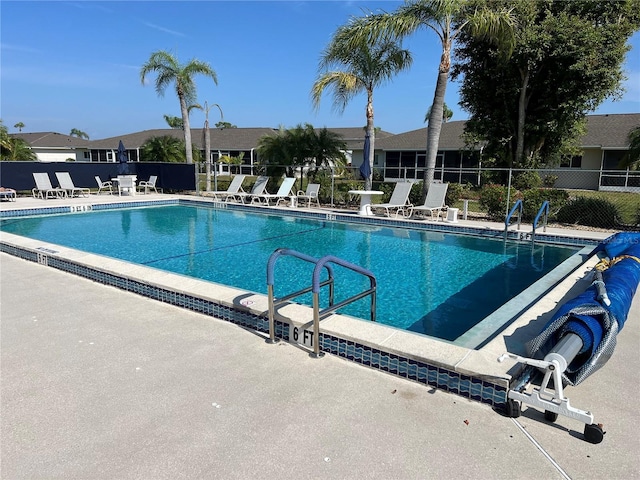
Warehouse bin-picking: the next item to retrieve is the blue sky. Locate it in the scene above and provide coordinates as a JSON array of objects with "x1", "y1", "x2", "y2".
[{"x1": 1, "y1": 1, "x2": 639, "y2": 140}]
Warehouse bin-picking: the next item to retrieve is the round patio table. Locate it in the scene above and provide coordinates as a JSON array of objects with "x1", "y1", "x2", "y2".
[{"x1": 348, "y1": 190, "x2": 384, "y2": 216}]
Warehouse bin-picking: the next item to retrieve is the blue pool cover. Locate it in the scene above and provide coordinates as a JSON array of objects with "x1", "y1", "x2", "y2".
[{"x1": 528, "y1": 232, "x2": 640, "y2": 386}]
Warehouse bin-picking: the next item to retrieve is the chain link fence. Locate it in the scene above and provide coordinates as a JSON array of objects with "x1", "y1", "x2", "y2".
[{"x1": 196, "y1": 163, "x2": 640, "y2": 232}]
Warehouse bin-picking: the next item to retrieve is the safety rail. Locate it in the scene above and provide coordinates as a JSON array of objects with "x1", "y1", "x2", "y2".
[
  {"x1": 266, "y1": 248, "x2": 377, "y2": 358},
  {"x1": 504, "y1": 199, "x2": 523, "y2": 239},
  {"x1": 532, "y1": 201, "x2": 549, "y2": 243}
]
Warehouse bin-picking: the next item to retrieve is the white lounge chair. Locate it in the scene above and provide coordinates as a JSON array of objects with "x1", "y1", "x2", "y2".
[
  {"x1": 228, "y1": 176, "x2": 269, "y2": 204},
  {"x1": 370, "y1": 182, "x2": 414, "y2": 218},
  {"x1": 55, "y1": 172, "x2": 90, "y2": 198},
  {"x1": 206, "y1": 175, "x2": 247, "y2": 201},
  {"x1": 252, "y1": 177, "x2": 296, "y2": 206},
  {"x1": 290, "y1": 183, "x2": 320, "y2": 208},
  {"x1": 137, "y1": 175, "x2": 159, "y2": 194},
  {"x1": 411, "y1": 182, "x2": 449, "y2": 220},
  {"x1": 117, "y1": 175, "x2": 136, "y2": 196},
  {"x1": 95, "y1": 176, "x2": 113, "y2": 195},
  {"x1": 32, "y1": 172, "x2": 66, "y2": 199}
]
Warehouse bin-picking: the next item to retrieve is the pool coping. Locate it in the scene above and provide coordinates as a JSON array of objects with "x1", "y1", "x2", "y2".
[{"x1": 0, "y1": 196, "x2": 607, "y2": 410}]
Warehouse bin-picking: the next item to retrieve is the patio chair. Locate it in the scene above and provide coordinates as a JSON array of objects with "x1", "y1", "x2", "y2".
[
  {"x1": 370, "y1": 181, "x2": 414, "y2": 218},
  {"x1": 411, "y1": 182, "x2": 449, "y2": 221},
  {"x1": 95, "y1": 175, "x2": 113, "y2": 195},
  {"x1": 137, "y1": 175, "x2": 159, "y2": 194},
  {"x1": 252, "y1": 177, "x2": 296, "y2": 206},
  {"x1": 117, "y1": 175, "x2": 136, "y2": 196},
  {"x1": 228, "y1": 176, "x2": 269, "y2": 204},
  {"x1": 32, "y1": 172, "x2": 66, "y2": 199},
  {"x1": 0, "y1": 187, "x2": 17, "y2": 202},
  {"x1": 290, "y1": 183, "x2": 320, "y2": 208},
  {"x1": 55, "y1": 172, "x2": 90, "y2": 198},
  {"x1": 206, "y1": 175, "x2": 247, "y2": 201}
]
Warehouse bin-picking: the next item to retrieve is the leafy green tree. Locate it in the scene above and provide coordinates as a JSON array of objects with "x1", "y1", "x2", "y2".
[
  {"x1": 163, "y1": 115, "x2": 183, "y2": 129},
  {"x1": 0, "y1": 120, "x2": 10, "y2": 153},
  {"x1": 620, "y1": 125, "x2": 640, "y2": 170},
  {"x1": 215, "y1": 121, "x2": 236, "y2": 129},
  {"x1": 454, "y1": 0, "x2": 640, "y2": 167},
  {"x1": 140, "y1": 50, "x2": 218, "y2": 164},
  {"x1": 312, "y1": 30, "x2": 411, "y2": 190},
  {"x1": 14, "y1": 122, "x2": 25, "y2": 132},
  {"x1": 335, "y1": 0, "x2": 515, "y2": 200},
  {"x1": 69, "y1": 128, "x2": 89, "y2": 139},
  {"x1": 140, "y1": 135, "x2": 186, "y2": 163}
]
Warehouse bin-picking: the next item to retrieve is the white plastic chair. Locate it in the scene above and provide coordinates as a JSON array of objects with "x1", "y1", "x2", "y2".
[
  {"x1": 95, "y1": 175, "x2": 113, "y2": 195},
  {"x1": 370, "y1": 182, "x2": 414, "y2": 218},
  {"x1": 411, "y1": 182, "x2": 449, "y2": 220},
  {"x1": 137, "y1": 175, "x2": 158, "y2": 194}
]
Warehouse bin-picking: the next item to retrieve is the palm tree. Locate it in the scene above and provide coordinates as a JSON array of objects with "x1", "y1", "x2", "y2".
[
  {"x1": 337, "y1": 0, "x2": 515, "y2": 199},
  {"x1": 14, "y1": 122, "x2": 25, "y2": 132},
  {"x1": 163, "y1": 115, "x2": 183, "y2": 129},
  {"x1": 307, "y1": 125, "x2": 347, "y2": 181},
  {"x1": 3, "y1": 137, "x2": 37, "y2": 161},
  {"x1": 425, "y1": 102, "x2": 453, "y2": 123},
  {"x1": 69, "y1": 128, "x2": 89, "y2": 139},
  {"x1": 140, "y1": 135, "x2": 187, "y2": 163},
  {"x1": 312, "y1": 30, "x2": 412, "y2": 190},
  {"x1": 140, "y1": 50, "x2": 218, "y2": 164}
]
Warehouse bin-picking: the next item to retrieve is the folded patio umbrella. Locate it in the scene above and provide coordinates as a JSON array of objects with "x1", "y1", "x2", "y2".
[{"x1": 527, "y1": 232, "x2": 640, "y2": 386}]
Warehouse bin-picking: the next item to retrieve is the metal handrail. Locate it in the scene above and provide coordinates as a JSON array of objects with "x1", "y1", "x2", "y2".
[
  {"x1": 312, "y1": 255, "x2": 377, "y2": 323},
  {"x1": 266, "y1": 249, "x2": 376, "y2": 358},
  {"x1": 504, "y1": 199, "x2": 523, "y2": 238},
  {"x1": 532, "y1": 201, "x2": 550, "y2": 242},
  {"x1": 266, "y1": 248, "x2": 334, "y2": 346}
]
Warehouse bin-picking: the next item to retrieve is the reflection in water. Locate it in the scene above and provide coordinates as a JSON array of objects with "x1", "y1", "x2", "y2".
[{"x1": 121, "y1": 210, "x2": 131, "y2": 236}]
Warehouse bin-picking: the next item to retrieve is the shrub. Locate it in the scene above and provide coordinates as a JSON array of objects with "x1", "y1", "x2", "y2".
[
  {"x1": 512, "y1": 171, "x2": 542, "y2": 190},
  {"x1": 445, "y1": 182, "x2": 465, "y2": 205},
  {"x1": 479, "y1": 184, "x2": 511, "y2": 220},
  {"x1": 556, "y1": 197, "x2": 620, "y2": 228},
  {"x1": 521, "y1": 188, "x2": 569, "y2": 222}
]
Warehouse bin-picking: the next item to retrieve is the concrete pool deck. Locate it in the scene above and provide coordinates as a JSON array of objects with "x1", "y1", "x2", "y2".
[{"x1": 2, "y1": 194, "x2": 639, "y2": 478}]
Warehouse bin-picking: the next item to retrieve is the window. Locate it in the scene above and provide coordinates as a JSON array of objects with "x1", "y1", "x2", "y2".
[{"x1": 560, "y1": 155, "x2": 582, "y2": 168}]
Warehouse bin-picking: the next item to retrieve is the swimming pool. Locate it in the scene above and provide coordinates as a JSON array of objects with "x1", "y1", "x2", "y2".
[{"x1": 0, "y1": 203, "x2": 579, "y2": 343}]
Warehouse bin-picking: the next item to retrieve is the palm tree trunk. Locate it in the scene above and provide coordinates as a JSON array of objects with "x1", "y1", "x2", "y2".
[
  {"x1": 421, "y1": 40, "x2": 451, "y2": 201},
  {"x1": 179, "y1": 94, "x2": 194, "y2": 164},
  {"x1": 365, "y1": 90, "x2": 375, "y2": 191}
]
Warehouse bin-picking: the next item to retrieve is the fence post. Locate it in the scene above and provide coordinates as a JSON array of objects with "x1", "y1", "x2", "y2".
[{"x1": 505, "y1": 167, "x2": 513, "y2": 220}]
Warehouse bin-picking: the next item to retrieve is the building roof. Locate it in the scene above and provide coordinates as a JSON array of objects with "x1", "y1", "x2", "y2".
[
  {"x1": 375, "y1": 114, "x2": 640, "y2": 151},
  {"x1": 12, "y1": 132, "x2": 92, "y2": 149},
  {"x1": 84, "y1": 127, "x2": 394, "y2": 151},
  {"x1": 580, "y1": 113, "x2": 640, "y2": 148}
]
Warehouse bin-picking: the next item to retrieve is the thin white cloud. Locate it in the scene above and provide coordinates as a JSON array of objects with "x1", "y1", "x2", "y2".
[
  {"x1": 142, "y1": 22, "x2": 186, "y2": 37},
  {"x1": 1, "y1": 43, "x2": 40, "y2": 53}
]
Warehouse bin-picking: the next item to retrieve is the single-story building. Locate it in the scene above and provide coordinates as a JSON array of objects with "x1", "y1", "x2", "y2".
[{"x1": 9, "y1": 113, "x2": 639, "y2": 192}]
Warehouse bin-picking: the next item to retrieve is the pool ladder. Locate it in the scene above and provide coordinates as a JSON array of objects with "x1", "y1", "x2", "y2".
[
  {"x1": 504, "y1": 200, "x2": 549, "y2": 244},
  {"x1": 266, "y1": 248, "x2": 377, "y2": 357}
]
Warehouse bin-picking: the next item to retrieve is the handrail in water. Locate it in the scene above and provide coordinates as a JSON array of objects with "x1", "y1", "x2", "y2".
[
  {"x1": 532, "y1": 201, "x2": 550, "y2": 242},
  {"x1": 504, "y1": 199, "x2": 523, "y2": 239}
]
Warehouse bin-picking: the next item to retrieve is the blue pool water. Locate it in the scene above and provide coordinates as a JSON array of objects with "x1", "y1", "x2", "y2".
[{"x1": 1, "y1": 205, "x2": 579, "y2": 341}]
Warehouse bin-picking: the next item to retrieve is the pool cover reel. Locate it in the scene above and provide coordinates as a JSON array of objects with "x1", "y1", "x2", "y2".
[{"x1": 527, "y1": 232, "x2": 640, "y2": 386}]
